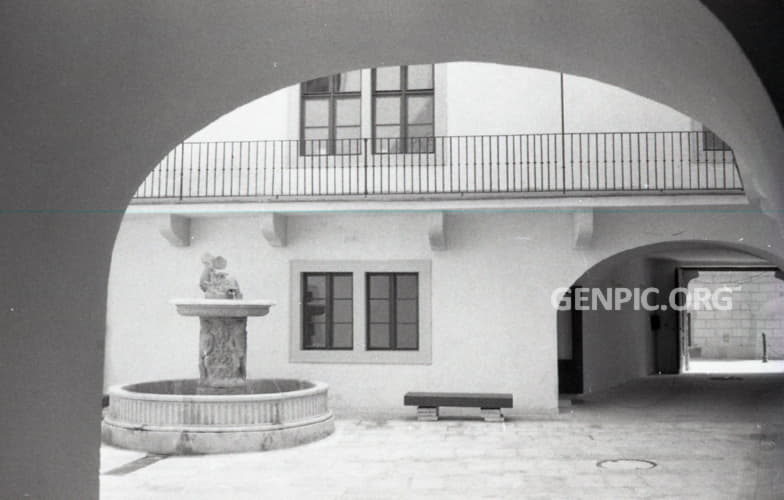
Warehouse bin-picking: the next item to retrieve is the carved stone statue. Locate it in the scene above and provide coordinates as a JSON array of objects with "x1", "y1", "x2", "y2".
[{"x1": 200, "y1": 253, "x2": 243, "y2": 299}]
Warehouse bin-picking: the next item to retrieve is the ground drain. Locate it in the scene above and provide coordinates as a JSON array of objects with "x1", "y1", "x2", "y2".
[
  {"x1": 710, "y1": 376, "x2": 744, "y2": 381},
  {"x1": 597, "y1": 458, "x2": 657, "y2": 470}
]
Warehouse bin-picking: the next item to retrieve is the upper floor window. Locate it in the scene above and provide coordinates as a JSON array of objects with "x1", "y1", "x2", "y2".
[
  {"x1": 301, "y1": 71, "x2": 361, "y2": 155},
  {"x1": 372, "y1": 65, "x2": 435, "y2": 154},
  {"x1": 302, "y1": 272, "x2": 353, "y2": 349}
]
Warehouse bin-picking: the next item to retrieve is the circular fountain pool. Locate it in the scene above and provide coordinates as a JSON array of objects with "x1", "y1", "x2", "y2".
[{"x1": 102, "y1": 378, "x2": 334, "y2": 454}]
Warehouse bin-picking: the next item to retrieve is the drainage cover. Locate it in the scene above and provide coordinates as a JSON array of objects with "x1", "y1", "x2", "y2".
[
  {"x1": 597, "y1": 459, "x2": 657, "y2": 470},
  {"x1": 710, "y1": 376, "x2": 744, "y2": 381}
]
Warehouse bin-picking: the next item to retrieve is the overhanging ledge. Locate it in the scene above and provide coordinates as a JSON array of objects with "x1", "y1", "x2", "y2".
[{"x1": 127, "y1": 193, "x2": 750, "y2": 217}]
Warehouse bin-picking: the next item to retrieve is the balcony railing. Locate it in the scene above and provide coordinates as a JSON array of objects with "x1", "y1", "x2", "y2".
[{"x1": 133, "y1": 131, "x2": 743, "y2": 201}]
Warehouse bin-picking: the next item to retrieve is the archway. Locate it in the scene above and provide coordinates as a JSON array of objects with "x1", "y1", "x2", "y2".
[
  {"x1": 3, "y1": 3, "x2": 784, "y2": 499},
  {"x1": 556, "y1": 240, "x2": 784, "y2": 396}
]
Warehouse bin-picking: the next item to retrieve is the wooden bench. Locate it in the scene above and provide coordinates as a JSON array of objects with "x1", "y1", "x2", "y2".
[{"x1": 404, "y1": 391, "x2": 513, "y2": 422}]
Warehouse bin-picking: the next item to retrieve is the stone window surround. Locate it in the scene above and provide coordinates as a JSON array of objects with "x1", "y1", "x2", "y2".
[{"x1": 290, "y1": 260, "x2": 432, "y2": 364}]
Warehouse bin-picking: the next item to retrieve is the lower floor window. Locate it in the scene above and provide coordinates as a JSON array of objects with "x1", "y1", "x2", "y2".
[
  {"x1": 367, "y1": 273, "x2": 419, "y2": 350},
  {"x1": 290, "y1": 260, "x2": 430, "y2": 364},
  {"x1": 302, "y1": 272, "x2": 353, "y2": 349}
]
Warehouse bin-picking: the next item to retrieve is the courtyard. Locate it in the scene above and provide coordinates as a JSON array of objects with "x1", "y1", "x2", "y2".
[{"x1": 101, "y1": 373, "x2": 784, "y2": 499}]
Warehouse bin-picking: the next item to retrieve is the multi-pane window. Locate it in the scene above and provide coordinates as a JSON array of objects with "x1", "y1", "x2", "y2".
[
  {"x1": 366, "y1": 273, "x2": 419, "y2": 350},
  {"x1": 302, "y1": 273, "x2": 353, "y2": 349},
  {"x1": 372, "y1": 65, "x2": 434, "y2": 154},
  {"x1": 301, "y1": 71, "x2": 361, "y2": 155}
]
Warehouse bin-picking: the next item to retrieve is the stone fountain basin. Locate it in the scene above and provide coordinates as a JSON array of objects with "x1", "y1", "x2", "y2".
[
  {"x1": 170, "y1": 298, "x2": 274, "y2": 317},
  {"x1": 102, "y1": 378, "x2": 334, "y2": 454}
]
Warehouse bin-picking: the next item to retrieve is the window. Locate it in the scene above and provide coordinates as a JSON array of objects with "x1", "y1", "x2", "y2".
[
  {"x1": 290, "y1": 261, "x2": 431, "y2": 364},
  {"x1": 372, "y1": 65, "x2": 434, "y2": 154},
  {"x1": 702, "y1": 125, "x2": 731, "y2": 151},
  {"x1": 366, "y1": 273, "x2": 419, "y2": 350},
  {"x1": 302, "y1": 273, "x2": 353, "y2": 349},
  {"x1": 300, "y1": 71, "x2": 361, "y2": 155}
]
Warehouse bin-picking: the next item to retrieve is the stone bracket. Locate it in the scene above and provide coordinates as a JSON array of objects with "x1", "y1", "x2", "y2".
[
  {"x1": 261, "y1": 213, "x2": 287, "y2": 247},
  {"x1": 428, "y1": 211, "x2": 447, "y2": 251},
  {"x1": 573, "y1": 209, "x2": 594, "y2": 249},
  {"x1": 159, "y1": 214, "x2": 191, "y2": 247}
]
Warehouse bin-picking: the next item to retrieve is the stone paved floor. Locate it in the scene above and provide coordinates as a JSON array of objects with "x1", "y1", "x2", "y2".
[{"x1": 100, "y1": 374, "x2": 784, "y2": 499}]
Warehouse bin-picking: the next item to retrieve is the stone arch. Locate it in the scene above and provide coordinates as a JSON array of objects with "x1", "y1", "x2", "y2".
[
  {"x1": 556, "y1": 239, "x2": 783, "y2": 395},
  {"x1": 3, "y1": 3, "x2": 784, "y2": 498}
]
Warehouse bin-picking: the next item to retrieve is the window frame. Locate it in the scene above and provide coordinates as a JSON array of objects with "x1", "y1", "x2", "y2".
[
  {"x1": 366, "y1": 272, "x2": 419, "y2": 351},
  {"x1": 289, "y1": 260, "x2": 432, "y2": 365},
  {"x1": 300, "y1": 73, "x2": 362, "y2": 156},
  {"x1": 371, "y1": 65, "x2": 435, "y2": 154},
  {"x1": 301, "y1": 272, "x2": 353, "y2": 350}
]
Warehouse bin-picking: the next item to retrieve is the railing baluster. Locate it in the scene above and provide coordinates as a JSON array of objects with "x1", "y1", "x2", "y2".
[{"x1": 133, "y1": 132, "x2": 742, "y2": 202}]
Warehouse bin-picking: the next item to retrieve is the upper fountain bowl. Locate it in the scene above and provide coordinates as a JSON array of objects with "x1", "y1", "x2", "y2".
[{"x1": 171, "y1": 299, "x2": 275, "y2": 317}]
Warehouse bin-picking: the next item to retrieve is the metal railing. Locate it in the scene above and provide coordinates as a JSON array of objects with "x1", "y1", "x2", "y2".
[{"x1": 133, "y1": 131, "x2": 743, "y2": 201}]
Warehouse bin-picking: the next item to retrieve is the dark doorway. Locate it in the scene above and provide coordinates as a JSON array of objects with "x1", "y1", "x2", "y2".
[{"x1": 558, "y1": 287, "x2": 584, "y2": 394}]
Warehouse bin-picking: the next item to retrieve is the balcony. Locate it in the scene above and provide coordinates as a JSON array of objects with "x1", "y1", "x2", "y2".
[{"x1": 133, "y1": 131, "x2": 742, "y2": 202}]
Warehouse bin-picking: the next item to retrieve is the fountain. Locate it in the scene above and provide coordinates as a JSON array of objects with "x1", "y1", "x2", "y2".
[{"x1": 102, "y1": 254, "x2": 334, "y2": 454}]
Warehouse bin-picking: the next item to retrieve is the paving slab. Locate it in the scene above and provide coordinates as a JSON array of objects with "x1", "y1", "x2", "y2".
[{"x1": 101, "y1": 374, "x2": 784, "y2": 499}]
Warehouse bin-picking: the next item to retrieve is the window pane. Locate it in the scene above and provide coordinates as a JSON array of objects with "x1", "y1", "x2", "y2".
[
  {"x1": 304, "y1": 99, "x2": 329, "y2": 126},
  {"x1": 375, "y1": 124, "x2": 401, "y2": 139},
  {"x1": 335, "y1": 70, "x2": 361, "y2": 92},
  {"x1": 332, "y1": 324, "x2": 353, "y2": 348},
  {"x1": 369, "y1": 299, "x2": 390, "y2": 323},
  {"x1": 396, "y1": 275, "x2": 418, "y2": 299},
  {"x1": 304, "y1": 137, "x2": 329, "y2": 155},
  {"x1": 335, "y1": 134, "x2": 361, "y2": 155},
  {"x1": 304, "y1": 299, "x2": 326, "y2": 322},
  {"x1": 396, "y1": 299, "x2": 417, "y2": 323},
  {"x1": 407, "y1": 135, "x2": 435, "y2": 154},
  {"x1": 407, "y1": 96, "x2": 433, "y2": 125},
  {"x1": 369, "y1": 324, "x2": 391, "y2": 349},
  {"x1": 375, "y1": 96, "x2": 400, "y2": 125},
  {"x1": 336, "y1": 127, "x2": 361, "y2": 139},
  {"x1": 305, "y1": 275, "x2": 326, "y2": 299},
  {"x1": 375, "y1": 66, "x2": 400, "y2": 91},
  {"x1": 333, "y1": 299, "x2": 352, "y2": 323},
  {"x1": 304, "y1": 323, "x2": 326, "y2": 348},
  {"x1": 304, "y1": 127, "x2": 328, "y2": 140},
  {"x1": 374, "y1": 131, "x2": 401, "y2": 154},
  {"x1": 303, "y1": 76, "x2": 330, "y2": 94},
  {"x1": 368, "y1": 275, "x2": 390, "y2": 298},
  {"x1": 336, "y1": 98, "x2": 360, "y2": 126},
  {"x1": 407, "y1": 124, "x2": 434, "y2": 138},
  {"x1": 407, "y1": 64, "x2": 433, "y2": 90},
  {"x1": 332, "y1": 275, "x2": 353, "y2": 299},
  {"x1": 397, "y1": 324, "x2": 418, "y2": 349}
]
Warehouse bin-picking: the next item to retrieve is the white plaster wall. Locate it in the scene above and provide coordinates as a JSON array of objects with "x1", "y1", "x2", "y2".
[
  {"x1": 186, "y1": 88, "x2": 290, "y2": 142},
  {"x1": 107, "y1": 211, "x2": 579, "y2": 415},
  {"x1": 580, "y1": 256, "x2": 657, "y2": 394},
  {"x1": 174, "y1": 62, "x2": 694, "y2": 145},
  {"x1": 107, "y1": 207, "x2": 784, "y2": 413},
  {"x1": 446, "y1": 63, "x2": 692, "y2": 136}
]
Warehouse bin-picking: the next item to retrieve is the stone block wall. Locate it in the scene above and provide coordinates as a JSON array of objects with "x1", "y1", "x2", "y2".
[{"x1": 688, "y1": 271, "x2": 784, "y2": 359}]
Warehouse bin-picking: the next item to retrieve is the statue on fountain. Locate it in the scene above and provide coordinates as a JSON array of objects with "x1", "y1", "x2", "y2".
[{"x1": 200, "y1": 253, "x2": 243, "y2": 299}]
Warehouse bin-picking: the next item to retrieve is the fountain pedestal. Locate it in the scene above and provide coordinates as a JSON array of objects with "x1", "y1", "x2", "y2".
[
  {"x1": 172, "y1": 299, "x2": 273, "y2": 389},
  {"x1": 102, "y1": 297, "x2": 334, "y2": 454}
]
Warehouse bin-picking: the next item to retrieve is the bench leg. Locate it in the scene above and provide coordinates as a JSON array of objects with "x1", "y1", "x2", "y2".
[
  {"x1": 417, "y1": 406, "x2": 439, "y2": 421},
  {"x1": 481, "y1": 408, "x2": 504, "y2": 422}
]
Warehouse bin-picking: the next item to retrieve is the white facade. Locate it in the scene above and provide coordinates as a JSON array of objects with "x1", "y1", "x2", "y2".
[{"x1": 106, "y1": 62, "x2": 782, "y2": 415}]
